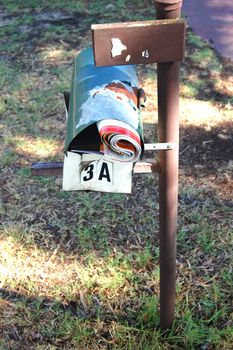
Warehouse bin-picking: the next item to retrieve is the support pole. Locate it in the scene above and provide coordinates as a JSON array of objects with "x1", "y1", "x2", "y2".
[{"x1": 154, "y1": 0, "x2": 183, "y2": 330}]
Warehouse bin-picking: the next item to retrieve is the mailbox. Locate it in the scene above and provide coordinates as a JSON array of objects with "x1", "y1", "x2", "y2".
[
  {"x1": 63, "y1": 48, "x2": 145, "y2": 193},
  {"x1": 64, "y1": 47, "x2": 144, "y2": 162}
]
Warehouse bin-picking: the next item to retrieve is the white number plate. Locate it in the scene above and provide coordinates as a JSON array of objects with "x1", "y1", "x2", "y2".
[{"x1": 62, "y1": 152, "x2": 133, "y2": 193}]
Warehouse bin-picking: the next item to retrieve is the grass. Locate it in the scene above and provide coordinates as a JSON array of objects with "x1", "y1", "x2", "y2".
[{"x1": 0, "y1": 0, "x2": 233, "y2": 349}]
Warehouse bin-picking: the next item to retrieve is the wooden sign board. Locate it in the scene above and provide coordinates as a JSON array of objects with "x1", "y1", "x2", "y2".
[{"x1": 92, "y1": 19, "x2": 186, "y2": 67}]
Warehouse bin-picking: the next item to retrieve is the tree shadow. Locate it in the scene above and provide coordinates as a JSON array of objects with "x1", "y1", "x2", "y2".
[
  {"x1": 181, "y1": 27, "x2": 233, "y2": 106},
  {"x1": 180, "y1": 121, "x2": 233, "y2": 173},
  {"x1": 0, "y1": 287, "x2": 101, "y2": 348}
]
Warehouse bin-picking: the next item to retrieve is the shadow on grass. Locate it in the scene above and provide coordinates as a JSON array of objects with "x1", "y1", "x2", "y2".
[
  {"x1": 181, "y1": 28, "x2": 233, "y2": 106},
  {"x1": 0, "y1": 287, "x2": 97, "y2": 319},
  {"x1": 0, "y1": 284, "x2": 160, "y2": 348},
  {"x1": 180, "y1": 121, "x2": 233, "y2": 170},
  {"x1": 0, "y1": 286, "x2": 100, "y2": 347}
]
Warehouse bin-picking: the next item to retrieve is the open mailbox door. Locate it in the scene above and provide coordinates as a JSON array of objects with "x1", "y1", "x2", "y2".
[{"x1": 63, "y1": 48, "x2": 144, "y2": 193}]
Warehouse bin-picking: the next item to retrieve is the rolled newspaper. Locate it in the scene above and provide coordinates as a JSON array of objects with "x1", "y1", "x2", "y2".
[{"x1": 97, "y1": 119, "x2": 142, "y2": 162}]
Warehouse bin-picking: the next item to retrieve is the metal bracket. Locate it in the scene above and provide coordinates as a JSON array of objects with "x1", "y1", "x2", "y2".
[
  {"x1": 31, "y1": 159, "x2": 158, "y2": 176},
  {"x1": 144, "y1": 143, "x2": 175, "y2": 151},
  {"x1": 31, "y1": 144, "x2": 174, "y2": 176}
]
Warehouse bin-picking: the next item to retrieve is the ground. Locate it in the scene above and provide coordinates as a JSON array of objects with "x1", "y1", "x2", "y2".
[{"x1": 0, "y1": 1, "x2": 232, "y2": 349}]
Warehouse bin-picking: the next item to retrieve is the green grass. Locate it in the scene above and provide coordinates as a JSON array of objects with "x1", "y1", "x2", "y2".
[
  {"x1": 191, "y1": 47, "x2": 220, "y2": 70},
  {"x1": 180, "y1": 29, "x2": 232, "y2": 104},
  {"x1": 1, "y1": 0, "x2": 86, "y2": 12}
]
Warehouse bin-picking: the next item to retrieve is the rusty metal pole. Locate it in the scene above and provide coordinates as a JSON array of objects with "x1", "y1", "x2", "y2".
[{"x1": 154, "y1": 0, "x2": 183, "y2": 330}]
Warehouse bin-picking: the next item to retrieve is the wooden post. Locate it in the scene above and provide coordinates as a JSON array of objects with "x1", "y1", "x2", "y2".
[{"x1": 155, "y1": 0, "x2": 183, "y2": 330}]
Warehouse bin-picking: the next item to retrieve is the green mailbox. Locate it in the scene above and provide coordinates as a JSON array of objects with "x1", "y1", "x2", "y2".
[{"x1": 64, "y1": 48, "x2": 144, "y2": 163}]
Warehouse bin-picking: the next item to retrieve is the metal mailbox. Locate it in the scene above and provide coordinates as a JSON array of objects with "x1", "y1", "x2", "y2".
[
  {"x1": 63, "y1": 48, "x2": 145, "y2": 193},
  {"x1": 64, "y1": 48, "x2": 144, "y2": 160}
]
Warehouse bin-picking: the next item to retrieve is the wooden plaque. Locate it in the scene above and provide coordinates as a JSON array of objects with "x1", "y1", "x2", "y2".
[{"x1": 92, "y1": 19, "x2": 186, "y2": 67}]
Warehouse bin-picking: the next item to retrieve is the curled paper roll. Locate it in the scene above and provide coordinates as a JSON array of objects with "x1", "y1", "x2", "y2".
[
  {"x1": 98, "y1": 119, "x2": 142, "y2": 162},
  {"x1": 64, "y1": 48, "x2": 144, "y2": 162}
]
